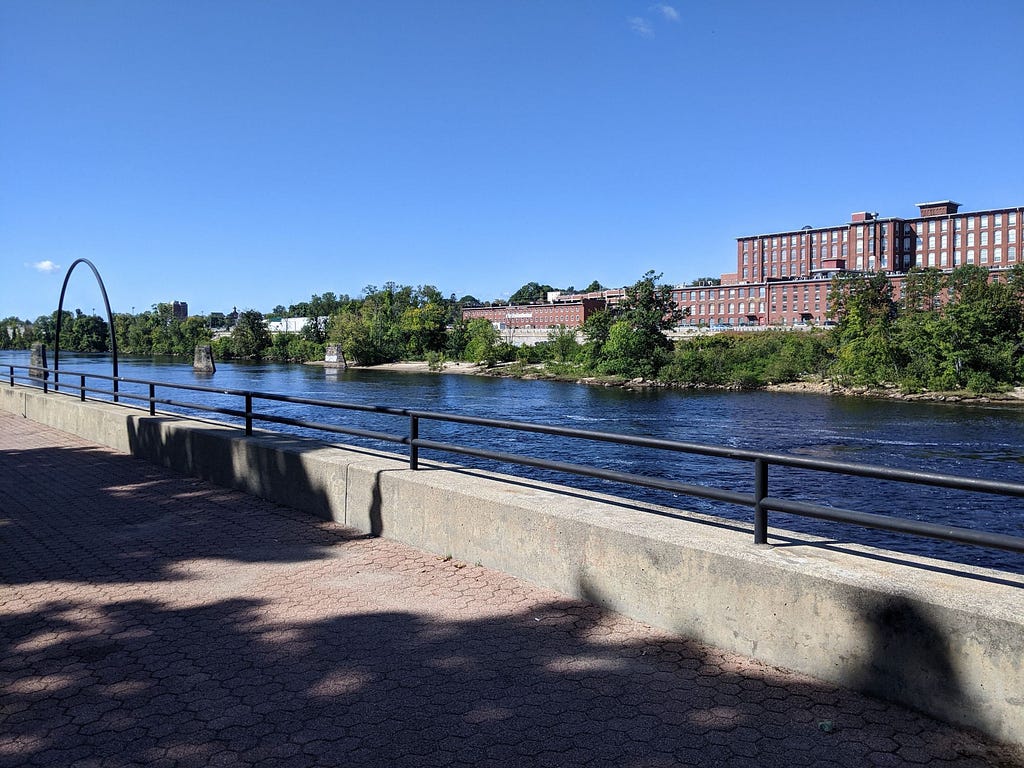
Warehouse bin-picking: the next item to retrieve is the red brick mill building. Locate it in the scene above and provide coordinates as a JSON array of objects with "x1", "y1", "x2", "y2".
[
  {"x1": 463, "y1": 200, "x2": 1023, "y2": 340},
  {"x1": 460, "y1": 294, "x2": 613, "y2": 344}
]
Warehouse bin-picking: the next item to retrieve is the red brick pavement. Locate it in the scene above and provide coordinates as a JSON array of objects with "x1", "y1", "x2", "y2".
[{"x1": 1, "y1": 412, "x2": 1021, "y2": 767}]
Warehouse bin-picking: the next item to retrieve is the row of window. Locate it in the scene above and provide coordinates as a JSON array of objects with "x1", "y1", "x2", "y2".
[
  {"x1": 680, "y1": 286, "x2": 767, "y2": 301},
  {"x1": 688, "y1": 303, "x2": 767, "y2": 316},
  {"x1": 912, "y1": 229, "x2": 1019, "y2": 249},
  {"x1": 682, "y1": 316, "x2": 824, "y2": 326},
  {"x1": 771, "y1": 287, "x2": 822, "y2": 297},
  {"x1": 741, "y1": 212, "x2": 1021, "y2": 257},
  {"x1": 908, "y1": 211, "x2": 1018, "y2": 235},
  {"x1": 752, "y1": 229, "x2": 852, "y2": 248},
  {"x1": 921, "y1": 246, "x2": 1019, "y2": 266}
]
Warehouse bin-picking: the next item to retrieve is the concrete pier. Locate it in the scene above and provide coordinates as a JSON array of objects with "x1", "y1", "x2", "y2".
[
  {"x1": 193, "y1": 344, "x2": 216, "y2": 373},
  {"x1": 29, "y1": 342, "x2": 48, "y2": 381}
]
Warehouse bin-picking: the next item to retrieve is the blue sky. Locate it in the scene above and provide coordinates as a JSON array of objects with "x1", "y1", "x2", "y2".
[{"x1": 3, "y1": 0, "x2": 1023, "y2": 320}]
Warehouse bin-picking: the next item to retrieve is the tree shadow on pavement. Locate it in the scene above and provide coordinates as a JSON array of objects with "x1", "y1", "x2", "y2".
[
  {"x1": 1, "y1": 427, "x2": 1021, "y2": 767},
  {"x1": 3, "y1": 589, "x2": 1019, "y2": 768},
  {"x1": 0, "y1": 442, "x2": 353, "y2": 586}
]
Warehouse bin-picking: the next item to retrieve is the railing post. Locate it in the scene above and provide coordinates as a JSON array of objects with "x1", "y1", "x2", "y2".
[
  {"x1": 80, "y1": 374, "x2": 86, "y2": 402},
  {"x1": 8, "y1": 365, "x2": 13, "y2": 387},
  {"x1": 754, "y1": 458, "x2": 769, "y2": 545},
  {"x1": 245, "y1": 392, "x2": 253, "y2": 436},
  {"x1": 410, "y1": 415, "x2": 419, "y2": 470},
  {"x1": 149, "y1": 383, "x2": 156, "y2": 416},
  {"x1": 113, "y1": 377, "x2": 119, "y2": 404}
]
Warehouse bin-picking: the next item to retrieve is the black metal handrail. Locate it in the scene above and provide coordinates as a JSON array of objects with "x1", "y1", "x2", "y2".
[{"x1": 6, "y1": 362, "x2": 1024, "y2": 557}]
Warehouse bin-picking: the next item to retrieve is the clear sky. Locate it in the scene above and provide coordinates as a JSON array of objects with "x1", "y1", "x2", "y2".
[{"x1": 3, "y1": 0, "x2": 1023, "y2": 320}]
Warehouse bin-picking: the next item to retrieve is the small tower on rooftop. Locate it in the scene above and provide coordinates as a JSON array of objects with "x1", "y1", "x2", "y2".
[{"x1": 916, "y1": 200, "x2": 961, "y2": 217}]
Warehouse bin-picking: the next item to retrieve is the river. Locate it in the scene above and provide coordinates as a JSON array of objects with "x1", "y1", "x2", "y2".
[{"x1": 3, "y1": 350, "x2": 1023, "y2": 574}]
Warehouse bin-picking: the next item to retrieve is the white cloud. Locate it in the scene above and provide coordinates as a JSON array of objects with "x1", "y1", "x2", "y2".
[
  {"x1": 29, "y1": 260, "x2": 61, "y2": 273},
  {"x1": 628, "y1": 17, "x2": 654, "y2": 37},
  {"x1": 653, "y1": 4, "x2": 680, "y2": 22}
]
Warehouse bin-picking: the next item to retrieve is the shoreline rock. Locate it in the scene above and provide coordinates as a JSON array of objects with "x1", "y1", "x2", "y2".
[{"x1": 306, "y1": 359, "x2": 1024, "y2": 406}]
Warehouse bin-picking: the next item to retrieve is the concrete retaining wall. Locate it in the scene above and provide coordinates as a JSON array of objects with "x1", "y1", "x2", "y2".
[{"x1": 3, "y1": 385, "x2": 1022, "y2": 746}]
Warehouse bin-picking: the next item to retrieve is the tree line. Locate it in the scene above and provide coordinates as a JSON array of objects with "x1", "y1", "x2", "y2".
[
  {"x1": 0, "y1": 281, "x2": 608, "y2": 365},
  {"x1": 453, "y1": 265, "x2": 1024, "y2": 394},
  {"x1": 827, "y1": 265, "x2": 1024, "y2": 392},
  {"x1": 1, "y1": 303, "x2": 212, "y2": 357},
  {"x1": 4, "y1": 265, "x2": 1023, "y2": 393}
]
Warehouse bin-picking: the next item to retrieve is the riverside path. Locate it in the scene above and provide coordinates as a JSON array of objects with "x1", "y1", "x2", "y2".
[{"x1": 1, "y1": 411, "x2": 1021, "y2": 768}]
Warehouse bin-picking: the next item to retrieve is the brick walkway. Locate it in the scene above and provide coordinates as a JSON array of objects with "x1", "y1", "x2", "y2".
[{"x1": 1, "y1": 412, "x2": 1020, "y2": 768}]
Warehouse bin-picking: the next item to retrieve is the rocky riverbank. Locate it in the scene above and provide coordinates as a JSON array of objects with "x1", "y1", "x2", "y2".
[
  {"x1": 326, "y1": 360, "x2": 1024, "y2": 405},
  {"x1": 764, "y1": 379, "x2": 1024, "y2": 404},
  {"x1": 307, "y1": 360, "x2": 481, "y2": 375}
]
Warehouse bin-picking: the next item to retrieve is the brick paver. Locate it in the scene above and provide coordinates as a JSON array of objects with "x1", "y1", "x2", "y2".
[{"x1": 1, "y1": 411, "x2": 1021, "y2": 767}]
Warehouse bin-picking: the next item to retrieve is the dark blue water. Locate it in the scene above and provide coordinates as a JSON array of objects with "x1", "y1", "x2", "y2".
[{"x1": 4, "y1": 351, "x2": 1023, "y2": 574}]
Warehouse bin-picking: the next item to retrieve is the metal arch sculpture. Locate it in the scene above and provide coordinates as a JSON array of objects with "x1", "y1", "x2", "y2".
[{"x1": 54, "y1": 258, "x2": 120, "y2": 401}]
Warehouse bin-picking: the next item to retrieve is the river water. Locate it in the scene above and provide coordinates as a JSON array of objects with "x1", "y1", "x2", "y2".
[{"x1": 3, "y1": 350, "x2": 1023, "y2": 574}]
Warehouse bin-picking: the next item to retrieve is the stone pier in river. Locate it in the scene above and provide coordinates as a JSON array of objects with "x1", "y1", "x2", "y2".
[
  {"x1": 325, "y1": 344, "x2": 347, "y2": 368},
  {"x1": 193, "y1": 345, "x2": 216, "y2": 373},
  {"x1": 29, "y1": 343, "x2": 48, "y2": 381}
]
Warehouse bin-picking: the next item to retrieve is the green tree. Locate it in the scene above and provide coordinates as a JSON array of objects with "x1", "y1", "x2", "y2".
[
  {"x1": 327, "y1": 309, "x2": 374, "y2": 365},
  {"x1": 400, "y1": 300, "x2": 448, "y2": 357},
  {"x1": 598, "y1": 271, "x2": 684, "y2": 378},
  {"x1": 231, "y1": 310, "x2": 271, "y2": 358},
  {"x1": 180, "y1": 315, "x2": 213, "y2": 352},
  {"x1": 147, "y1": 303, "x2": 182, "y2": 356},
  {"x1": 0, "y1": 317, "x2": 31, "y2": 350},
  {"x1": 362, "y1": 283, "x2": 413, "y2": 362},
  {"x1": 900, "y1": 267, "x2": 945, "y2": 313},
  {"x1": 938, "y1": 265, "x2": 1023, "y2": 390},
  {"x1": 545, "y1": 325, "x2": 580, "y2": 364},
  {"x1": 661, "y1": 331, "x2": 831, "y2": 388},
  {"x1": 65, "y1": 310, "x2": 109, "y2": 352},
  {"x1": 508, "y1": 282, "x2": 554, "y2": 305},
  {"x1": 122, "y1": 312, "x2": 158, "y2": 355},
  {"x1": 888, "y1": 268, "x2": 948, "y2": 391},
  {"x1": 299, "y1": 292, "x2": 347, "y2": 344},
  {"x1": 828, "y1": 272, "x2": 898, "y2": 385},
  {"x1": 445, "y1": 317, "x2": 470, "y2": 360},
  {"x1": 462, "y1": 319, "x2": 500, "y2": 366},
  {"x1": 578, "y1": 309, "x2": 613, "y2": 368},
  {"x1": 32, "y1": 313, "x2": 60, "y2": 346}
]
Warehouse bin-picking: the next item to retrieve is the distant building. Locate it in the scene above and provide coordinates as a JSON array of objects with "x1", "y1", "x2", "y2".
[
  {"x1": 464, "y1": 199, "x2": 1023, "y2": 341},
  {"x1": 464, "y1": 299, "x2": 606, "y2": 331},
  {"x1": 172, "y1": 301, "x2": 189, "y2": 321},
  {"x1": 676, "y1": 200, "x2": 1022, "y2": 327},
  {"x1": 266, "y1": 316, "x2": 328, "y2": 334}
]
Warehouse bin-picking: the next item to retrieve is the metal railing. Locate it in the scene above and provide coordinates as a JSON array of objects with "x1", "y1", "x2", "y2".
[{"x1": 7, "y1": 362, "x2": 1024, "y2": 557}]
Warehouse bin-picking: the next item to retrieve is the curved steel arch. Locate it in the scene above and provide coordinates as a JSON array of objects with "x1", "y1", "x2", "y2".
[{"x1": 54, "y1": 259, "x2": 119, "y2": 400}]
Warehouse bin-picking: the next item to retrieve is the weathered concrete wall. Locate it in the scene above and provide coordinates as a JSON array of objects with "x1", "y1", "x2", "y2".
[{"x1": 2, "y1": 385, "x2": 1022, "y2": 746}]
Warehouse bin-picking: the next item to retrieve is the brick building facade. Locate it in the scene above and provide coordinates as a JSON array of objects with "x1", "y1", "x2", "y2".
[
  {"x1": 463, "y1": 200, "x2": 1022, "y2": 338},
  {"x1": 461, "y1": 297, "x2": 607, "y2": 333},
  {"x1": 678, "y1": 200, "x2": 1022, "y2": 327}
]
